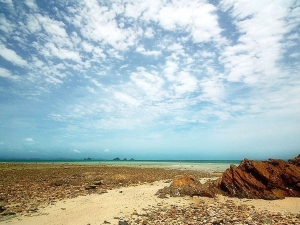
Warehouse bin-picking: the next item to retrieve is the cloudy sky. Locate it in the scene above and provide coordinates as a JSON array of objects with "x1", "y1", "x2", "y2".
[{"x1": 0, "y1": 0, "x2": 299, "y2": 160}]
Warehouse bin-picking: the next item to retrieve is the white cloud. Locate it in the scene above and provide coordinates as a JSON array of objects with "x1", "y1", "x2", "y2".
[
  {"x1": 163, "y1": 60, "x2": 178, "y2": 81},
  {"x1": 82, "y1": 41, "x2": 94, "y2": 52},
  {"x1": 199, "y1": 77, "x2": 225, "y2": 102},
  {"x1": 290, "y1": 52, "x2": 300, "y2": 58},
  {"x1": 38, "y1": 15, "x2": 68, "y2": 38},
  {"x1": 144, "y1": 27, "x2": 155, "y2": 38},
  {"x1": 24, "y1": 0, "x2": 38, "y2": 10},
  {"x1": 0, "y1": 0, "x2": 13, "y2": 8},
  {"x1": 167, "y1": 43, "x2": 183, "y2": 52},
  {"x1": 73, "y1": 149, "x2": 80, "y2": 153},
  {"x1": 220, "y1": 0, "x2": 295, "y2": 86},
  {"x1": 0, "y1": 67, "x2": 19, "y2": 80},
  {"x1": 68, "y1": 0, "x2": 139, "y2": 51},
  {"x1": 154, "y1": 1, "x2": 222, "y2": 43},
  {"x1": 86, "y1": 86, "x2": 97, "y2": 94},
  {"x1": 45, "y1": 76, "x2": 63, "y2": 85},
  {"x1": 114, "y1": 92, "x2": 140, "y2": 106},
  {"x1": 25, "y1": 15, "x2": 42, "y2": 33},
  {"x1": 24, "y1": 138, "x2": 33, "y2": 142},
  {"x1": 0, "y1": 44, "x2": 27, "y2": 66},
  {"x1": 136, "y1": 46, "x2": 161, "y2": 56},
  {"x1": 130, "y1": 67, "x2": 165, "y2": 101},
  {"x1": 45, "y1": 43, "x2": 81, "y2": 62},
  {"x1": 172, "y1": 71, "x2": 198, "y2": 96},
  {"x1": 0, "y1": 14, "x2": 14, "y2": 33}
]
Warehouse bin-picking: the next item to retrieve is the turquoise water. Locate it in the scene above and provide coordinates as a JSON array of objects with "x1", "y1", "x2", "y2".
[{"x1": 0, "y1": 159, "x2": 241, "y2": 172}]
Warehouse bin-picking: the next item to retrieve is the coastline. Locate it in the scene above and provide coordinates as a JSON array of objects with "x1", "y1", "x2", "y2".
[
  {"x1": 0, "y1": 159, "x2": 240, "y2": 172},
  {"x1": 1, "y1": 163, "x2": 299, "y2": 224}
]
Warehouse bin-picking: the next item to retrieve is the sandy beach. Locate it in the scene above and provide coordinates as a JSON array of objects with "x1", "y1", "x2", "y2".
[{"x1": 1, "y1": 163, "x2": 300, "y2": 224}]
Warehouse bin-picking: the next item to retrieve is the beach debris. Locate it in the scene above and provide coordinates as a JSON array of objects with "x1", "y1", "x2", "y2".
[
  {"x1": 219, "y1": 154, "x2": 300, "y2": 199},
  {"x1": 156, "y1": 175, "x2": 216, "y2": 198},
  {"x1": 118, "y1": 220, "x2": 129, "y2": 225}
]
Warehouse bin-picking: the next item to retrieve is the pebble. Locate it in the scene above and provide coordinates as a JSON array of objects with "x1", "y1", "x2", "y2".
[{"x1": 124, "y1": 201, "x2": 300, "y2": 225}]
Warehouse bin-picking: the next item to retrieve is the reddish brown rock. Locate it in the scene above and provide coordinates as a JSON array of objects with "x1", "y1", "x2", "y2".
[
  {"x1": 219, "y1": 155, "x2": 300, "y2": 200},
  {"x1": 288, "y1": 154, "x2": 300, "y2": 166},
  {"x1": 156, "y1": 176, "x2": 216, "y2": 198}
]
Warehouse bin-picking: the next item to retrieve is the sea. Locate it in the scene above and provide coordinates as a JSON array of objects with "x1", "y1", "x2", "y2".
[{"x1": 0, "y1": 159, "x2": 241, "y2": 172}]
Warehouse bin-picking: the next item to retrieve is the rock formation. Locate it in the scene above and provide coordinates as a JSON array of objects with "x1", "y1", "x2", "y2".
[
  {"x1": 288, "y1": 154, "x2": 300, "y2": 166},
  {"x1": 219, "y1": 155, "x2": 300, "y2": 199},
  {"x1": 157, "y1": 155, "x2": 300, "y2": 200},
  {"x1": 156, "y1": 176, "x2": 216, "y2": 198}
]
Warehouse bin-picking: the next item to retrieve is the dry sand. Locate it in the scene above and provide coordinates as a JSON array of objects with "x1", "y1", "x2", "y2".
[{"x1": 2, "y1": 179, "x2": 300, "y2": 225}]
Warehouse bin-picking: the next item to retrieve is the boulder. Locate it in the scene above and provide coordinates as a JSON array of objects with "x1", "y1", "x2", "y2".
[
  {"x1": 156, "y1": 176, "x2": 216, "y2": 198},
  {"x1": 219, "y1": 155, "x2": 300, "y2": 199}
]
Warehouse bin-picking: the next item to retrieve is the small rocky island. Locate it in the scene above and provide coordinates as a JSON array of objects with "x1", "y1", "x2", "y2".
[{"x1": 113, "y1": 157, "x2": 134, "y2": 161}]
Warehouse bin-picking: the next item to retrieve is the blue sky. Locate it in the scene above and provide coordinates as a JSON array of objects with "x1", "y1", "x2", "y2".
[{"x1": 0, "y1": 0, "x2": 299, "y2": 160}]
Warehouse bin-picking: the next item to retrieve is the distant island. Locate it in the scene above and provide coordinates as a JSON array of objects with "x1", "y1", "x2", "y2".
[
  {"x1": 84, "y1": 157, "x2": 92, "y2": 161},
  {"x1": 113, "y1": 157, "x2": 134, "y2": 161}
]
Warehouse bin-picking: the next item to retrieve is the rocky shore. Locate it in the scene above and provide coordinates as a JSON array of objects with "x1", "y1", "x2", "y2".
[
  {"x1": 0, "y1": 158, "x2": 300, "y2": 224},
  {"x1": 0, "y1": 163, "x2": 210, "y2": 220}
]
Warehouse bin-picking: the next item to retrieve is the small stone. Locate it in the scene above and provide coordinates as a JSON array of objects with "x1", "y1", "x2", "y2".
[
  {"x1": 85, "y1": 185, "x2": 97, "y2": 190},
  {"x1": 98, "y1": 190, "x2": 108, "y2": 195},
  {"x1": 0, "y1": 211, "x2": 16, "y2": 216},
  {"x1": 93, "y1": 181, "x2": 103, "y2": 185}
]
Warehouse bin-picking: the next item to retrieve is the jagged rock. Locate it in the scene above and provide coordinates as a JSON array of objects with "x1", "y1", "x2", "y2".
[
  {"x1": 219, "y1": 155, "x2": 300, "y2": 199},
  {"x1": 156, "y1": 176, "x2": 215, "y2": 198},
  {"x1": 288, "y1": 154, "x2": 300, "y2": 166}
]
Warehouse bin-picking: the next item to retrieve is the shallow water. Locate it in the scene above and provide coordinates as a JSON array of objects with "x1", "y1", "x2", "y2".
[
  {"x1": 96, "y1": 160, "x2": 240, "y2": 172},
  {"x1": 0, "y1": 159, "x2": 240, "y2": 172}
]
